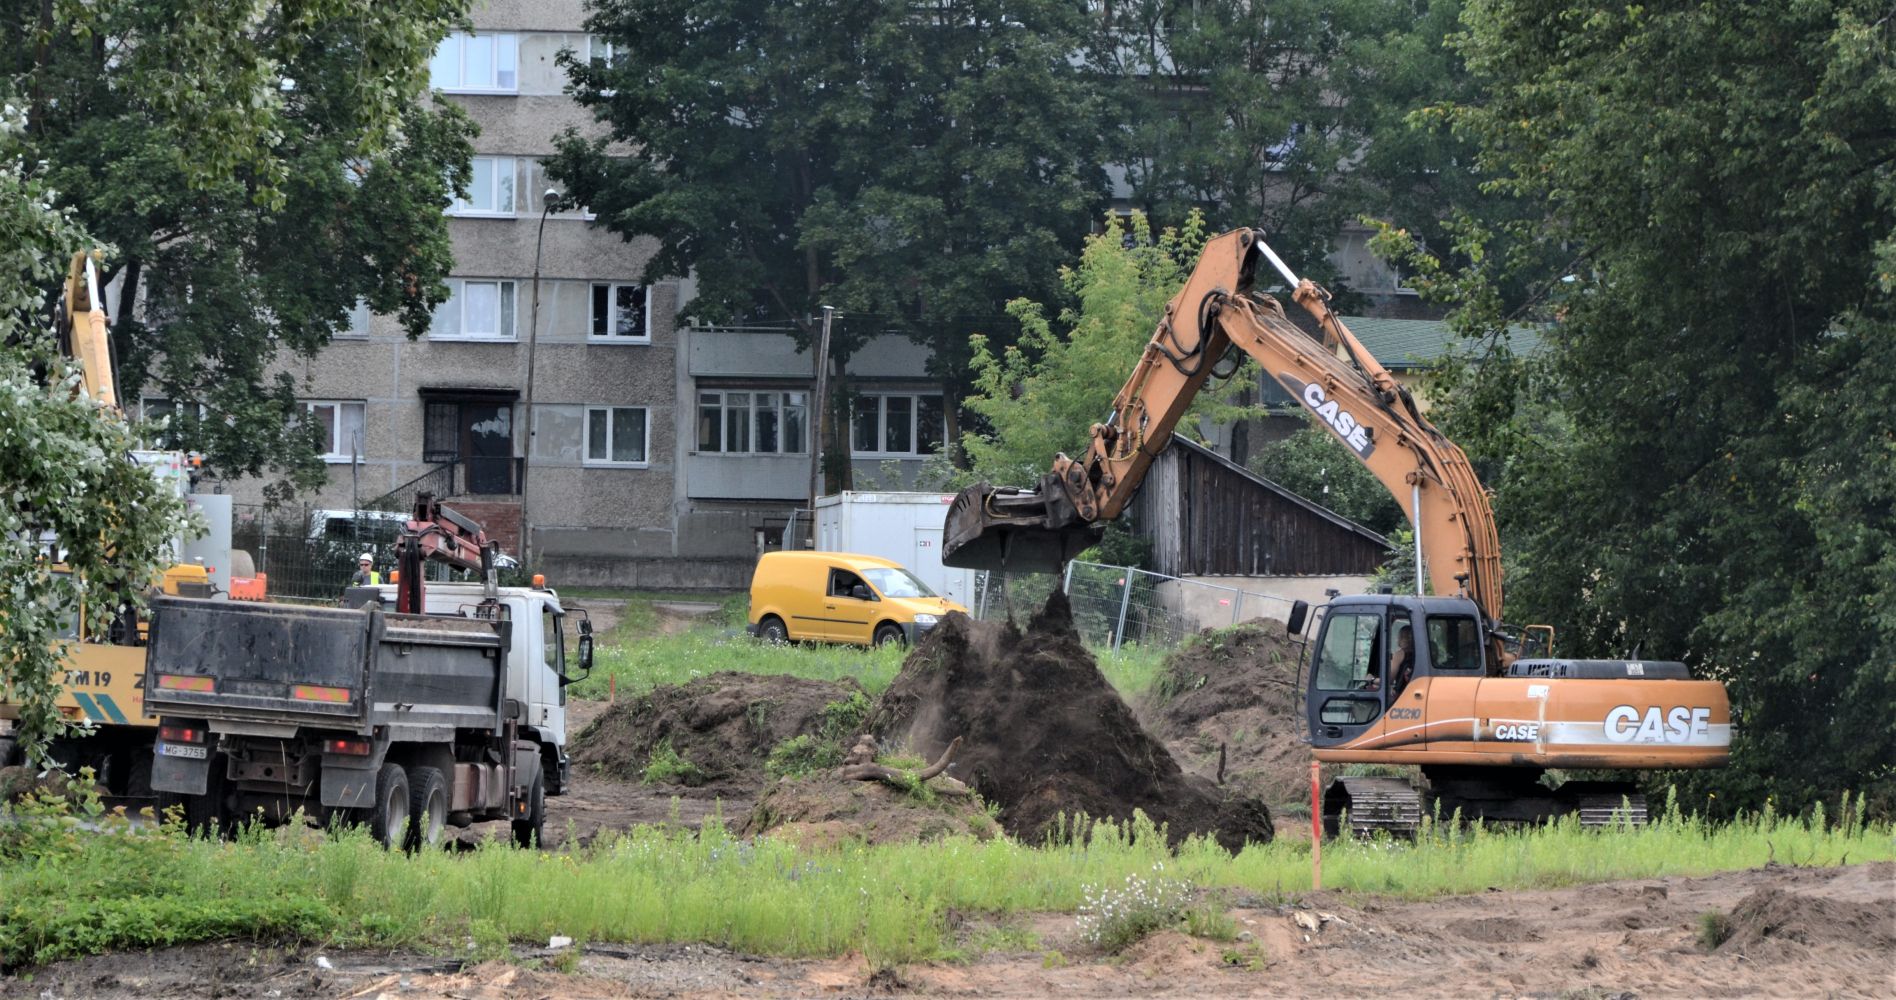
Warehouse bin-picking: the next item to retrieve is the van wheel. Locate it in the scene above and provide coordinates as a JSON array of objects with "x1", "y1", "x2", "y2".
[
  {"x1": 368, "y1": 763, "x2": 409, "y2": 850},
  {"x1": 406, "y1": 766, "x2": 448, "y2": 851},
  {"x1": 758, "y1": 616, "x2": 789, "y2": 643},
  {"x1": 873, "y1": 623, "x2": 906, "y2": 648}
]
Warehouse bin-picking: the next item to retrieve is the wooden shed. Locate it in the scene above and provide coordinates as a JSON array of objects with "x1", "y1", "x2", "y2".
[{"x1": 1132, "y1": 437, "x2": 1390, "y2": 577}]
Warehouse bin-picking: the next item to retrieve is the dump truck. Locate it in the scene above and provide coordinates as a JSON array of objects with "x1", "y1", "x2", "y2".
[{"x1": 144, "y1": 495, "x2": 591, "y2": 846}]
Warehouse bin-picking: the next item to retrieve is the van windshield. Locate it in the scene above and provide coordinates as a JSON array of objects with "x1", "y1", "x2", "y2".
[{"x1": 862, "y1": 567, "x2": 935, "y2": 599}]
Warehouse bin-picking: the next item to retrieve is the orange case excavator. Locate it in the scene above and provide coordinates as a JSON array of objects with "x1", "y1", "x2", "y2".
[{"x1": 944, "y1": 229, "x2": 1730, "y2": 834}]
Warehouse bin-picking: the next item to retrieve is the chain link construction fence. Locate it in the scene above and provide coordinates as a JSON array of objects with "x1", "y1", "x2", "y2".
[{"x1": 971, "y1": 560, "x2": 1298, "y2": 651}]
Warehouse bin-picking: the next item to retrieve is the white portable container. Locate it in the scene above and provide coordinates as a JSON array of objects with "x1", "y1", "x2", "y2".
[{"x1": 812, "y1": 492, "x2": 976, "y2": 605}]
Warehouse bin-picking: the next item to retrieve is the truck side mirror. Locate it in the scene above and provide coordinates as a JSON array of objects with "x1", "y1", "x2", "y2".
[
  {"x1": 1287, "y1": 600, "x2": 1309, "y2": 636},
  {"x1": 575, "y1": 633, "x2": 594, "y2": 677}
]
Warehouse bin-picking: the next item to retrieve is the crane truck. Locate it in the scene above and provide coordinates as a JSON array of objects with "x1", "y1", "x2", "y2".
[
  {"x1": 943, "y1": 228, "x2": 1731, "y2": 835},
  {"x1": 144, "y1": 493, "x2": 590, "y2": 847},
  {"x1": 0, "y1": 252, "x2": 255, "y2": 805}
]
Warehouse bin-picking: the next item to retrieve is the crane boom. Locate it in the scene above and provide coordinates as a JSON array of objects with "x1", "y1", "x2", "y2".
[{"x1": 943, "y1": 228, "x2": 1505, "y2": 629}]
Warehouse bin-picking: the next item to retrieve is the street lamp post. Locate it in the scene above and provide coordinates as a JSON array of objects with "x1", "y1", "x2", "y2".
[{"x1": 520, "y1": 189, "x2": 563, "y2": 570}]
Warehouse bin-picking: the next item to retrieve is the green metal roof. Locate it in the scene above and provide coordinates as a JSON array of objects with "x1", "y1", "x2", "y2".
[{"x1": 1337, "y1": 315, "x2": 1545, "y2": 371}]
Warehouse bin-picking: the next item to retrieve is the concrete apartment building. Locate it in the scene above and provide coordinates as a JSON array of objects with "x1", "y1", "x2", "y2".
[
  {"x1": 195, "y1": 1, "x2": 947, "y2": 589},
  {"x1": 187, "y1": 5, "x2": 1434, "y2": 590}
]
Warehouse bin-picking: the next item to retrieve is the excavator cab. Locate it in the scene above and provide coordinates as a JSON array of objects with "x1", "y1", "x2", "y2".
[{"x1": 1305, "y1": 601, "x2": 1392, "y2": 747}]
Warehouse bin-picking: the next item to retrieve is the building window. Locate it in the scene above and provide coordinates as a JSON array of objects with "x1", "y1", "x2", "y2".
[
  {"x1": 698, "y1": 390, "x2": 806, "y2": 455},
  {"x1": 430, "y1": 279, "x2": 517, "y2": 340},
  {"x1": 339, "y1": 299, "x2": 371, "y2": 339},
  {"x1": 589, "y1": 283, "x2": 649, "y2": 342},
  {"x1": 585, "y1": 406, "x2": 648, "y2": 466},
  {"x1": 449, "y1": 156, "x2": 516, "y2": 216},
  {"x1": 430, "y1": 33, "x2": 518, "y2": 93},
  {"x1": 852, "y1": 393, "x2": 944, "y2": 457},
  {"x1": 140, "y1": 397, "x2": 206, "y2": 450},
  {"x1": 587, "y1": 35, "x2": 624, "y2": 96},
  {"x1": 303, "y1": 400, "x2": 366, "y2": 462},
  {"x1": 587, "y1": 36, "x2": 622, "y2": 66}
]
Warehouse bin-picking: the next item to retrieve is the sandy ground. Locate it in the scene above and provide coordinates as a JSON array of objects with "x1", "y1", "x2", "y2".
[{"x1": 11, "y1": 862, "x2": 1889, "y2": 999}]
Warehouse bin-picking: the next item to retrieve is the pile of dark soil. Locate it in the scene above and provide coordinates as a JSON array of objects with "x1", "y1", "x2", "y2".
[
  {"x1": 1141, "y1": 621, "x2": 1310, "y2": 806},
  {"x1": 1717, "y1": 887, "x2": 1896, "y2": 959},
  {"x1": 570, "y1": 673, "x2": 862, "y2": 789},
  {"x1": 741, "y1": 774, "x2": 1001, "y2": 848},
  {"x1": 867, "y1": 592, "x2": 1273, "y2": 851}
]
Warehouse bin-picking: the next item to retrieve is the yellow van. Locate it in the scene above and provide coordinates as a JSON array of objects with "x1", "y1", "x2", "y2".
[{"x1": 747, "y1": 551, "x2": 969, "y2": 647}]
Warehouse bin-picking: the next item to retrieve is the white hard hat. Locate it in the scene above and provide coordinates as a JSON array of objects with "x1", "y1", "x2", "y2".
[{"x1": 358, "y1": 552, "x2": 374, "y2": 563}]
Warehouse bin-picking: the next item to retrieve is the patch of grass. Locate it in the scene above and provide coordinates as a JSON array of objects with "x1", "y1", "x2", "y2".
[
  {"x1": 7, "y1": 791, "x2": 1886, "y2": 971},
  {"x1": 571, "y1": 630, "x2": 905, "y2": 701},
  {"x1": 765, "y1": 735, "x2": 839, "y2": 779},
  {"x1": 1697, "y1": 909, "x2": 1732, "y2": 950},
  {"x1": 764, "y1": 692, "x2": 876, "y2": 779},
  {"x1": 965, "y1": 919, "x2": 1041, "y2": 955},
  {"x1": 641, "y1": 739, "x2": 707, "y2": 786},
  {"x1": 1094, "y1": 644, "x2": 1169, "y2": 702},
  {"x1": 1184, "y1": 903, "x2": 1238, "y2": 942},
  {"x1": 1076, "y1": 863, "x2": 1194, "y2": 952}
]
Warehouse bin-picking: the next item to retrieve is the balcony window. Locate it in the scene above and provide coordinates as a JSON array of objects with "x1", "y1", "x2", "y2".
[
  {"x1": 698, "y1": 390, "x2": 805, "y2": 455},
  {"x1": 430, "y1": 33, "x2": 519, "y2": 93}
]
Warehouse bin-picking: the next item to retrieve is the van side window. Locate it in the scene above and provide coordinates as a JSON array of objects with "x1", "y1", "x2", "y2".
[{"x1": 829, "y1": 569, "x2": 873, "y2": 600}]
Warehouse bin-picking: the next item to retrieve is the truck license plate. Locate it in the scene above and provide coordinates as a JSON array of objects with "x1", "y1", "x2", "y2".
[{"x1": 158, "y1": 743, "x2": 207, "y2": 760}]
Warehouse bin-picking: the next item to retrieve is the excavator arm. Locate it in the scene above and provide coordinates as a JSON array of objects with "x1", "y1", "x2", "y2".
[
  {"x1": 943, "y1": 228, "x2": 1505, "y2": 629},
  {"x1": 59, "y1": 251, "x2": 118, "y2": 409}
]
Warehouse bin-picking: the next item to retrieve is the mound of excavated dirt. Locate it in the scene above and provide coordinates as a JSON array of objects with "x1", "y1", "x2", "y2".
[
  {"x1": 570, "y1": 673, "x2": 862, "y2": 789},
  {"x1": 867, "y1": 592, "x2": 1273, "y2": 852},
  {"x1": 1142, "y1": 621, "x2": 1310, "y2": 806},
  {"x1": 1717, "y1": 886, "x2": 1896, "y2": 960},
  {"x1": 741, "y1": 774, "x2": 1002, "y2": 848}
]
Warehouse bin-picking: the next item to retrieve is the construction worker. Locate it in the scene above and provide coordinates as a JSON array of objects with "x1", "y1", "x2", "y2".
[{"x1": 351, "y1": 553, "x2": 382, "y2": 587}]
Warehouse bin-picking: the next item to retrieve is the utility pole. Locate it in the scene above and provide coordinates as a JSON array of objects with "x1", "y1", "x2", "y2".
[
  {"x1": 519, "y1": 190, "x2": 563, "y2": 569},
  {"x1": 806, "y1": 305, "x2": 835, "y2": 550}
]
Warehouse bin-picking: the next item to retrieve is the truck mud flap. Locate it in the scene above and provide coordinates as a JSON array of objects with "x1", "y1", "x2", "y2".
[
  {"x1": 320, "y1": 757, "x2": 384, "y2": 809},
  {"x1": 151, "y1": 750, "x2": 211, "y2": 795}
]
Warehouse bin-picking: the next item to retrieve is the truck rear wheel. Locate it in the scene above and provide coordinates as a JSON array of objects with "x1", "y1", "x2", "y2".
[
  {"x1": 511, "y1": 768, "x2": 545, "y2": 848},
  {"x1": 368, "y1": 763, "x2": 409, "y2": 849},
  {"x1": 758, "y1": 616, "x2": 789, "y2": 643},
  {"x1": 406, "y1": 766, "x2": 448, "y2": 851}
]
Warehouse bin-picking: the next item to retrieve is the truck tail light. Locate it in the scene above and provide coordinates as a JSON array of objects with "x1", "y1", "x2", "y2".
[
  {"x1": 157, "y1": 674, "x2": 214, "y2": 692},
  {"x1": 323, "y1": 738, "x2": 372, "y2": 756},
  {"x1": 292, "y1": 685, "x2": 351, "y2": 703},
  {"x1": 158, "y1": 724, "x2": 204, "y2": 744}
]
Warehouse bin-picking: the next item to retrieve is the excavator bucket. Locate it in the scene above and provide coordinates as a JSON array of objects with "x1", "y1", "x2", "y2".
[{"x1": 941, "y1": 478, "x2": 1103, "y2": 574}]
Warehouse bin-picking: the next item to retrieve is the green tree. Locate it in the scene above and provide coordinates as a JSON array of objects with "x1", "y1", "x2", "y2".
[
  {"x1": 4, "y1": 0, "x2": 475, "y2": 499},
  {"x1": 550, "y1": 0, "x2": 1109, "y2": 485},
  {"x1": 961, "y1": 212, "x2": 1268, "y2": 490},
  {"x1": 1399, "y1": 0, "x2": 1896, "y2": 813},
  {"x1": 0, "y1": 103, "x2": 190, "y2": 766},
  {"x1": 1089, "y1": 0, "x2": 1465, "y2": 292},
  {"x1": 1248, "y1": 427, "x2": 1404, "y2": 535}
]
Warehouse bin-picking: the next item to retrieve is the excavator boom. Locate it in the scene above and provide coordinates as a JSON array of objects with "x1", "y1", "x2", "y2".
[{"x1": 944, "y1": 229, "x2": 1505, "y2": 628}]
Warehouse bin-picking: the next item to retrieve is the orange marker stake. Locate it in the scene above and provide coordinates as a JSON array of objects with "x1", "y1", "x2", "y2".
[{"x1": 1310, "y1": 759, "x2": 1322, "y2": 890}]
